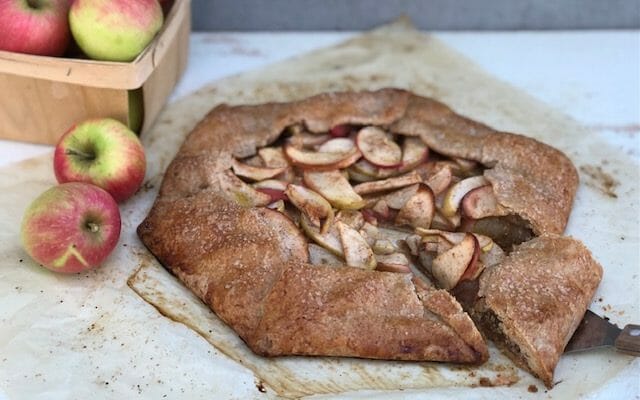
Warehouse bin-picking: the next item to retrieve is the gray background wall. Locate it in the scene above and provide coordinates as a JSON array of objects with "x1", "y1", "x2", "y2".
[{"x1": 191, "y1": 0, "x2": 640, "y2": 31}]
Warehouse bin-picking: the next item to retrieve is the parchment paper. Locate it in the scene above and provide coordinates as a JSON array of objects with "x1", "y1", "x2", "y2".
[{"x1": 1, "y1": 21, "x2": 638, "y2": 399}]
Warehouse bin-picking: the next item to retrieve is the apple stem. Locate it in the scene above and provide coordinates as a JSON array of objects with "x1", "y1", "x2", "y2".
[
  {"x1": 86, "y1": 222, "x2": 100, "y2": 233},
  {"x1": 66, "y1": 149, "x2": 95, "y2": 161},
  {"x1": 26, "y1": 0, "x2": 42, "y2": 9}
]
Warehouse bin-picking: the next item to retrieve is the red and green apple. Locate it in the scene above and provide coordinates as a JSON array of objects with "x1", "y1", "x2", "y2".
[
  {"x1": 0, "y1": 0, "x2": 71, "y2": 56},
  {"x1": 21, "y1": 182, "x2": 121, "y2": 274},
  {"x1": 69, "y1": 0, "x2": 163, "y2": 62},
  {"x1": 54, "y1": 118, "x2": 146, "y2": 203}
]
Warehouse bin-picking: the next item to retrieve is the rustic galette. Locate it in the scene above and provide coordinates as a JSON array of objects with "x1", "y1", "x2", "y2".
[{"x1": 138, "y1": 89, "x2": 603, "y2": 387}]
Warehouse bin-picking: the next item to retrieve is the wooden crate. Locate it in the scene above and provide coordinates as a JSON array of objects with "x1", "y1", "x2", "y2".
[{"x1": 0, "y1": 0, "x2": 190, "y2": 144}]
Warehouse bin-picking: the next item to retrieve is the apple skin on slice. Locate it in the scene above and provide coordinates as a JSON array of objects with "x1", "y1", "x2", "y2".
[
  {"x1": 231, "y1": 159, "x2": 286, "y2": 181},
  {"x1": 441, "y1": 175, "x2": 490, "y2": 218},
  {"x1": 284, "y1": 143, "x2": 361, "y2": 171},
  {"x1": 375, "y1": 252, "x2": 411, "y2": 274},
  {"x1": 303, "y1": 170, "x2": 365, "y2": 210},
  {"x1": 430, "y1": 233, "x2": 479, "y2": 290},
  {"x1": 395, "y1": 183, "x2": 435, "y2": 229},
  {"x1": 285, "y1": 184, "x2": 334, "y2": 232},
  {"x1": 218, "y1": 170, "x2": 273, "y2": 207},
  {"x1": 252, "y1": 179, "x2": 289, "y2": 202},
  {"x1": 329, "y1": 124, "x2": 352, "y2": 137},
  {"x1": 353, "y1": 171, "x2": 422, "y2": 195},
  {"x1": 461, "y1": 184, "x2": 507, "y2": 219},
  {"x1": 336, "y1": 221, "x2": 377, "y2": 270},
  {"x1": 356, "y1": 126, "x2": 402, "y2": 168},
  {"x1": 255, "y1": 187, "x2": 288, "y2": 203}
]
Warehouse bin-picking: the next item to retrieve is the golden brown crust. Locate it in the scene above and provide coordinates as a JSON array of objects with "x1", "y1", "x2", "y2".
[
  {"x1": 473, "y1": 235, "x2": 603, "y2": 387},
  {"x1": 137, "y1": 192, "x2": 310, "y2": 339},
  {"x1": 138, "y1": 190, "x2": 488, "y2": 363},
  {"x1": 251, "y1": 263, "x2": 487, "y2": 362},
  {"x1": 138, "y1": 88, "x2": 580, "y2": 365},
  {"x1": 388, "y1": 94, "x2": 578, "y2": 235}
]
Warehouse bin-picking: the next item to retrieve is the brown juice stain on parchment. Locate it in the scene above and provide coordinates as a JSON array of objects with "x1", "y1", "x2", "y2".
[
  {"x1": 579, "y1": 164, "x2": 620, "y2": 199},
  {"x1": 127, "y1": 262, "x2": 521, "y2": 398}
]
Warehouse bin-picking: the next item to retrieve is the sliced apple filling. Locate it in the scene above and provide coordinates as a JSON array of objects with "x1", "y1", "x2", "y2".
[{"x1": 219, "y1": 123, "x2": 530, "y2": 289}]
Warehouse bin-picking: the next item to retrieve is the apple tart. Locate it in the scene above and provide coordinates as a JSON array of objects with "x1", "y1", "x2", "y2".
[{"x1": 138, "y1": 89, "x2": 602, "y2": 383}]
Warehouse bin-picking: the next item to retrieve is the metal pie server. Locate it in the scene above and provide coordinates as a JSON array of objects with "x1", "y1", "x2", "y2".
[{"x1": 565, "y1": 310, "x2": 640, "y2": 355}]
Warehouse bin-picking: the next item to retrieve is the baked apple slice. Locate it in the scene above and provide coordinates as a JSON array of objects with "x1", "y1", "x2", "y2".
[
  {"x1": 372, "y1": 238, "x2": 396, "y2": 255},
  {"x1": 266, "y1": 199, "x2": 286, "y2": 213},
  {"x1": 252, "y1": 179, "x2": 289, "y2": 202},
  {"x1": 399, "y1": 137, "x2": 429, "y2": 172},
  {"x1": 347, "y1": 168, "x2": 378, "y2": 183},
  {"x1": 452, "y1": 157, "x2": 479, "y2": 174},
  {"x1": 441, "y1": 175, "x2": 490, "y2": 217},
  {"x1": 421, "y1": 234, "x2": 454, "y2": 254},
  {"x1": 353, "y1": 171, "x2": 422, "y2": 195},
  {"x1": 335, "y1": 210, "x2": 365, "y2": 230},
  {"x1": 375, "y1": 252, "x2": 411, "y2": 273},
  {"x1": 303, "y1": 170, "x2": 365, "y2": 210},
  {"x1": 349, "y1": 159, "x2": 398, "y2": 179},
  {"x1": 364, "y1": 183, "x2": 420, "y2": 210},
  {"x1": 232, "y1": 159, "x2": 287, "y2": 181},
  {"x1": 289, "y1": 132, "x2": 330, "y2": 148},
  {"x1": 356, "y1": 126, "x2": 402, "y2": 168},
  {"x1": 285, "y1": 184, "x2": 335, "y2": 233},
  {"x1": 370, "y1": 199, "x2": 395, "y2": 222},
  {"x1": 461, "y1": 185, "x2": 507, "y2": 219},
  {"x1": 418, "y1": 162, "x2": 454, "y2": 196},
  {"x1": 336, "y1": 221, "x2": 377, "y2": 269},
  {"x1": 395, "y1": 184, "x2": 435, "y2": 229},
  {"x1": 284, "y1": 143, "x2": 361, "y2": 171},
  {"x1": 258, "y1": 147, "x2": 290, "y2": 168},
  {"x1": 300, "y1": 213, "x2": 343, "y2": 257},
  {"x1": 218, "y1": 170, "x2": 273, "y2": 207},
  {"x1": 316, "y1": 137, "x2": 356, "y2": 153},
  {"x1": 430, "y1": 233, "x2": 480, "y2": 290}
]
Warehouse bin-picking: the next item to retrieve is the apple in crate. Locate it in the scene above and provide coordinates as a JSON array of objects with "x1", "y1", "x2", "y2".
[
  {"x1": 21, "y1": 182, "x2": 121, "y2": 274},
  {"x1": 0, "y1": 0, "x2": 71, "y2": 56},
  {"x1": 69, "y1": 0, "x2": 163, "y2": 62},
  {"x1": 54, "y1": 118, "x2": 146, "y2": 203}
]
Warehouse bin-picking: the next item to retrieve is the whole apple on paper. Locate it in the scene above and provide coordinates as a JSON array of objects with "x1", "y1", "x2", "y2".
[
  {"x1": 0, "y1": 0, "x2": 71, "y2": 56},
  {"x1": 21, "y1": 182, "x2": 121, "y2": 274},
  {"x1": 69, "y1": 0, "x2": 163, "y2": 62},
  {"x1": 54, "y1": 118, "x2": 146, "y2": 203}
]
